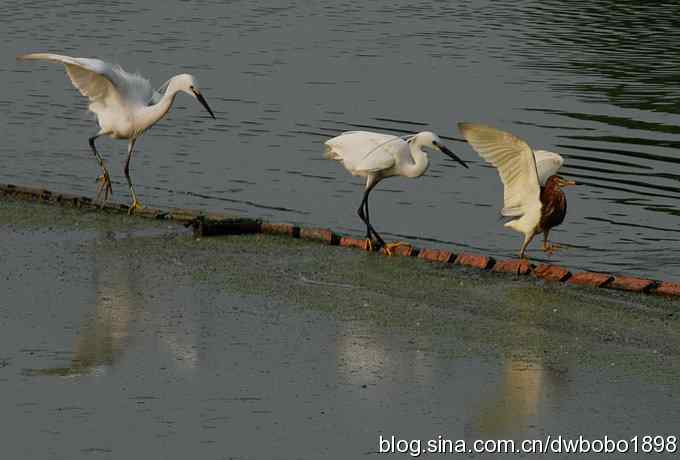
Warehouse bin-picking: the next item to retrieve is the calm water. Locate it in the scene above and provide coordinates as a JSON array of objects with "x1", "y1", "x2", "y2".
[{"x1": 3, "y1": 0, "x2": 680, "y2": 279}]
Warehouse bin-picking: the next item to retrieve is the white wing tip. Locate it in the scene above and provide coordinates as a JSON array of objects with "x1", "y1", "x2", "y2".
[
  {"x1": 16, "y1": 52, "x2": 58, "y2": 62},
  {"x1": 458, "y1": 122, "x2": 509, "y2": 138},
  {"x1": 458, "y1": 122, "x2": 489, "y2": 135}
]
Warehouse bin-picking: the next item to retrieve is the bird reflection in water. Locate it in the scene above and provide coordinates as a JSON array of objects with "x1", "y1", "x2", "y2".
[
  {"x1": 335, "y1": 322, "x2": 434, "y2": 387},
  {"x1": 25, "y1": 233, "x2": 144, "y2": 377},
  {"x1": 24, "y1": 230, "x2": 198, "y2": 377},
  {"x1": 472, "y1": 287, "x2": 572, "y2": 437}
]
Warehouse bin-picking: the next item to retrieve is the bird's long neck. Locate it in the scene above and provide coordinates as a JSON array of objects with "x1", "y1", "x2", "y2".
[
  {"x1": 401, "y1": 142, "x2": 430, "y2": 178},
  {"x1": 136, "y1": 83, "x2": 181, "y2": 133}
]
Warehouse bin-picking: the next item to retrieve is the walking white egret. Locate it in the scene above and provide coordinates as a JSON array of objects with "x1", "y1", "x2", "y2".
[
  {"x1": 17, "y1": 53, "x2": 216, "y2": 214},
  {"x1": 458, "y1": 123, "x2": 575, "y2": 259},
  {"x1": 324, "y1": 130, "x2": 468, "y2": 254}
]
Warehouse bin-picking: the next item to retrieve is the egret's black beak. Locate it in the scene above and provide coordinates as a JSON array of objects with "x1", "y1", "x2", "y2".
[
  {"x1": 192, "y1": 89, "x2": 216, "y2": 119},
  {"x1": 435, "y1": 141, "x2": 468, "y2": 168}
]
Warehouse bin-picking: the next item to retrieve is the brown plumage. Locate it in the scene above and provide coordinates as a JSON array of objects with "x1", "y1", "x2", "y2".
[{"x1": 538, "y1": 175, "x2": 575, "y2": 252}]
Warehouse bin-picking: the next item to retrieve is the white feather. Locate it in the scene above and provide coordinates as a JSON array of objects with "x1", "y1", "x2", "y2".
[
  {"x1": 324, "y1": 131, "x2": 408, "y2": 176},
  {"x1": 17, "y1": 53, "x2": 154, "y2": 118},
  {"x1": 534, "y1": 150, "x2": 564, "y2": 186},
  {"x1": 458, "y1": 123, "x2": 541, "y2": 219}
]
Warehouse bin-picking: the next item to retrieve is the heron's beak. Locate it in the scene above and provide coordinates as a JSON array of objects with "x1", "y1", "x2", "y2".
[
  {"x1": 192, "y1": 89, "x2": 216, "y2": 119},
  {"x1": 560, "y1": 178, "x2": 577, "y2": 187},
  {"x1": 435, "y1": 142, "x2": 468, "y2": 169}
]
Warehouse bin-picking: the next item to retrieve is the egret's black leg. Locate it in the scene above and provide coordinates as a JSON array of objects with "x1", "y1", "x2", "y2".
[
  {"x1": 124, "y1": 139, "x2": 141, "y2": 214},
  {"x1": 360, "y1": 186, "x2": 386, "y2": 248},
  {"x1": 357, "y1": 196, "x2": 371, "y2": 240},
  {"x1": 89, "y1": 135, "x2": 112, "y2": 203}
]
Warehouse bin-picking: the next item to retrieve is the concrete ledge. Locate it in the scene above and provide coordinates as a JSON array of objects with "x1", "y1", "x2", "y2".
[{"x1": 2, "y1": 182, "x2": 679, "y2": 299}]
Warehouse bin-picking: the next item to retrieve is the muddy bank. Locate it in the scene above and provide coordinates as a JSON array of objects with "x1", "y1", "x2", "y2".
[{"x1": 1, "y1": 197, "x2": 679, "y2": 459}]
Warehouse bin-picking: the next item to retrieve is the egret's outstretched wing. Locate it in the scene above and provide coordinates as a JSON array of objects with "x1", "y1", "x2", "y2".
[
  {"x1": 17, "y1": 53, "x2": 153, "y2": 111},
  {"x1": 325, "y1": 131, "x2": 406, "y2": 175},
  {"x1": 534, "y1": 150, "x2": 564, "y2": 186},
  {"x1": 458, "y1": 123, "x2": 541, "y2": 217}
]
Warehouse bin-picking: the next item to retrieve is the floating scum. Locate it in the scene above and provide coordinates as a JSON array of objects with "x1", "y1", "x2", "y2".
[
  {"x1": 17, "y1": 53, "x2": 216, "y2": 214},
  {"x1": 324, "y1": 131, "x2": 468, "y2": 254},
  {"x1": 458, "y1": 123, "x2": 576, "y2": 259}
]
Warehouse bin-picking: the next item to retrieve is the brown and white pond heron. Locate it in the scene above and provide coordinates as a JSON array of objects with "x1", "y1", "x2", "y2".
[
  {"x1": 458, "y1": 123, "x2": 576, "y2": 259},
  {"x1": 17, "y1": 53, "x2": 216, "y2": 214},
  {"x1": 324, "y1": 131, "x2": 468, "y2": 254}
]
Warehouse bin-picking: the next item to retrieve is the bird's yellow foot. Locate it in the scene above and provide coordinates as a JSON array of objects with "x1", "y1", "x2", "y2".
[
  {"x1": 128, "y1": 199, "x2": 143, "y2": 215},
  {"x1": 363, "y1": 238, "x2": 374, "y2": 252},
  {"x1": 382, "y1": 241, "x2": 410, "y2": 256},
  {"x1": 95, "y1": 171, "x2": 113, "y2": 203},
  {"x1": 542, "y1": 243, "x2": 562, "y2": 254}
]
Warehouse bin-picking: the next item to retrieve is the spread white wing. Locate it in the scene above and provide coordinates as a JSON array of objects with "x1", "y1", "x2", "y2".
[
  {"x1": 17, "y1": 53, "x2": 154, "y2": 116},
  {"x1": 534, "y1": 150, "x2": 564, "y2": 186},
  {"x1": 458, "y1": 123, "x2": 541, "y2": 217},
  {"x1": 324, "y1": 131, "x2": 408, "y2": 175}
]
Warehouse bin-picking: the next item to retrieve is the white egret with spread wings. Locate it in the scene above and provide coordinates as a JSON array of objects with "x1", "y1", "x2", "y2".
[{"x1": 17, "y1": 53, "x2": 216, "y2": 213}]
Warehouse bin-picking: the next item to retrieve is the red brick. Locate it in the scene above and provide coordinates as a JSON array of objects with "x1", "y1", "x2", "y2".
[
  {"x1": 533, "y1": 264, "x2": 572, "y2": 282},
  {"x1": 608, "y1": 276, "x2": 656, "y2": 293},
  {"x1": 568, "y1": 272, "x2": 614, "y2": 287},
  {"x1": 455, "y1": 253, "x2": 494, "y2": 270},
  {"x1": 339, "y1": 237, "x2": 372, "y2": 251},
  {"x1": 568, "y1": 272, "x2": 613, "y2": 288},
  {"x1": 382, "y1": 244, "x2": 417, "y2": 257},
  {"x1": 492, "y1": 259, "x2": 531, "y2": 275},
  {"x1": 299, "y1": 227, "x2": 339, "y2": 245},
  {"x1": 653, "y1": 282, "x2": 680, "y2": 298},
  {"x1": 261, "y1": 223, "x2": 299, "y2": 237},
  {"x1": 417, "y1": 248, "x2": 454, "y2": 263}
]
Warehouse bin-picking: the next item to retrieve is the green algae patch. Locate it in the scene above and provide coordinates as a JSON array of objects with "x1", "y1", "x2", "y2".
[{"x1": 4, "y1": 195, "x2": 680, "y2": 384}]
